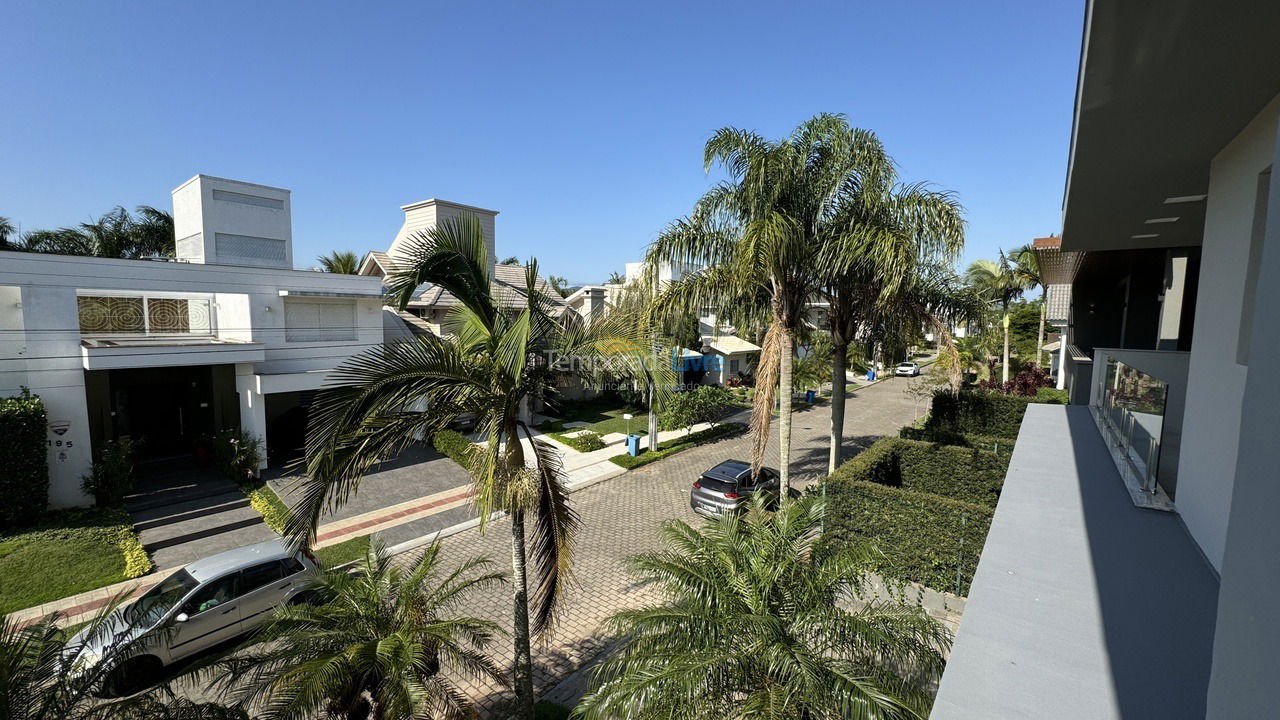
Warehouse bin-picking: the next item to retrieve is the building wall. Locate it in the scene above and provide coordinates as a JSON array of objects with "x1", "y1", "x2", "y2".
[
  {"x1": 1177, "y1": 93, "x2": 1280, "y2": 571},
  {"x1": 388, "y1": 199, "x2": 497, "y2": 270},
  {"x1": 0, "y1": 251, "x2": 383, "y2": 506}
]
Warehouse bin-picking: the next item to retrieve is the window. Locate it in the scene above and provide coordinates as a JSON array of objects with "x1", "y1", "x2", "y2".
[
  {"x1": 77, "y1": 293, "x2": 213, "y2": 337},
  {"x1": 285, "y1": 299, "x2": 356, "y2": 342},
  {"x1": 729, "y1": 358, "x2": 740, "y2": 374},
  {"x1": 181, "y1": 573, "x2": 240, "y2": 616},
  {"x1": 239, "y1": 561, "x2": 286, "y2": 594}
]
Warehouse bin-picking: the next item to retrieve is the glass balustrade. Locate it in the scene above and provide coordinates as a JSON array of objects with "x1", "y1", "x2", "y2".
[{"x1": 1096, "y1": 356, "x2": 1169, "y2": 493}]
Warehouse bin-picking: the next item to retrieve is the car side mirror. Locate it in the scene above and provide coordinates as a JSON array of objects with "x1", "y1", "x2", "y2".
[{"x1": 174, "y1": 612, "x2": 189, "y2": 623}]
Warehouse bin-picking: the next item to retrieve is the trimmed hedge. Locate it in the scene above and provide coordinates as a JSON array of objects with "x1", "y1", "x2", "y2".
[
  {"x1": 924, "y1": 389, "x2": 1035, "y2": 439},
  {"x1": 609, "y1": 423, "x2": 746, "y2": 469},
  {"x1": 242, "y1": 481, "x2": 293, "y2": 535},
  {"x1": 831, "y1": 437, "x2": 1008, "y2": 508},
  {"x1": 555, "y1": 430, "x2": 607, "y2": 453},
  {"x1": 822, "y1": 480, "x2": 992, "y2": 596},
  {"x1": 898, "y1": 426, "x2": 1015, "y2": 455},
  {"x1": 1, "y1": 390, "x2": 48, "y2": 527},
  {"x1": 432, "y1": 429, "x2": 473, "y2": 468}
]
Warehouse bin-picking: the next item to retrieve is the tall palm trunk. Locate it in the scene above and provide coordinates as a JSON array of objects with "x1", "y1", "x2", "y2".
[
  {"x1": 510, "y1": 510, "x2": 536, "y2": 720},
  {"x1": 1001, "y1": 301, "x2": 1011, "y2": 384},
  {"x1": 828, "y1": 341, "x2": 847, "y2": 474},
  {"x1": 1035, "y1": 290, "x2": 1046, "y2": 368},
  {"x1": 778, "y1": 328, "x2": 794, "y2": 496}
]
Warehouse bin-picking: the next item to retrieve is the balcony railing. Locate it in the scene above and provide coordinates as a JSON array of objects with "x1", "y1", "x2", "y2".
[
  {"x1": 77, "y1": 293, "x2": 214, "y2": 338},
  {"x1": 1095, "y1": 355, "x2": 1168, "y2": 493}
]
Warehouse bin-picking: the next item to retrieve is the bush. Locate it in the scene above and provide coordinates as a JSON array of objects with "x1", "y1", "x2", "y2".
[
  {"x1": 821, "y1": 480, "x2": 993, "y2": 596},
  {"x1": 978, "y1": 364, "x2": 1055, "y2": 397},
  {"x1": 0, "y1": 390, "x2": 48, "y2": 527},
  {"x1": 830, "y1": 438, "x2": 1008, "y2": 508},
  {"x1": 659, "y1": 385, "x2": 735, "y2": 432},
  {"x1": 81, "y1": 438, "x2": 136, "y2": 506},
  {"x1": 1035, "y1": 387, "x2": 1069, "y2": 404},
  {"x1": 432, "y1": 429, "x2": 474, "y2": 468},
  {"x1": 925, "y1": 389, "x2": 1034, "y2": 439},
  {"x1": 610, "y1": 423, "x2": 746, "y2": 469},
  {"x1": 243, "y1": 482, "x2": 293, "y2": 535},
  {"x1": 898, "y1": 426, "x2": 1016, "y2": 455},
  {"x1": 560, "y1": 430, "x2": 606, "y2": 452},
  {"x1": 212, "y1": 428, "x2": 264, "y2": 482}
]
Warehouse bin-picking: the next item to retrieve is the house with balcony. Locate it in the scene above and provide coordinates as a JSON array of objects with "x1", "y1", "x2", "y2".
[
  {"x1": 932, "y1": 2, "x2": 1280, "y2": 718},
  {"x1": 0, "y1": 175, "x2": 386, "y2": 507}
]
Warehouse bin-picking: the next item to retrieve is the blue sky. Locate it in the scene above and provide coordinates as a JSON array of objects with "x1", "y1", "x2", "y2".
[{"x1": 1, "y1": 1, "x2": 1083, "y2": 283}]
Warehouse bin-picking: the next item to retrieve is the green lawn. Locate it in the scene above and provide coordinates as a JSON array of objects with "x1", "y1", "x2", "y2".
[
  {"x1": 541, "y1": 398, "x2": 648, "y2": 438},
  {"x1": 316, "y1": 534, "x2": 371, "y2": 569},
  {"x1": 0, "y1": 508, "x2": 151, "y2": 615}
]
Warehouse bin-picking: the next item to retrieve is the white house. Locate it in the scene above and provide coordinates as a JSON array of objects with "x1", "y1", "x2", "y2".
[
  {"x1": 933, "y1": 2, "x2": 1280, "y2": 718},
  {"x1": 0, "y1": 175, "x2": 385, "y2": 507}
]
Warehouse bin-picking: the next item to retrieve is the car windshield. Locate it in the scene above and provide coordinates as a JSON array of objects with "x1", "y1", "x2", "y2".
[
  {"x1": 126, "y1": 570, "x2": 200, "y2": 626},
  {"x1": 699, "y1": 476, "x2": 737, "y2": 493},
  {"x1": 898, "y1": 363, "x2": 913, "y2": 368}
]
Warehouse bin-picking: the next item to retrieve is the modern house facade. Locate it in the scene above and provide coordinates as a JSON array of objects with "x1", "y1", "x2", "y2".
[
  {"x1": 0, "y1": 176, "x2": 385, "y2": 507},
  {"x1": 933, "y1": 2, "x2": 1280, "y2": 717}
]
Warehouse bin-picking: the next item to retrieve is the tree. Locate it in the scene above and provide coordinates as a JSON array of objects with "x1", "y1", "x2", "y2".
[
  {"x1": 649, "y1": 113, "x2": 866, "y2": 495},
  {"x1": 216, "y1": 538, "x2": 505, "y2": 720},
  {"x1": 0, "y1": 600, "x2": 242, "y2": 719},
  {"x1": 546, "y1": 275, "x2": 571, "y2": 298},
  {"x1": 3, "y1": 206, "x2": 174, "y2": 258},
  {"x1": 816, "y1": 130, "x2": 966, "y2": 473},
  {"x1": 316, "y1": 251, "x2": 359, "y2": 274},
  {"x1": 606, "y1": 270, "x2": 625, "y2": 285},
  {"x1": 659, "y1": 385, "x2": 733, "y2": 433},
  {"x1": 965, "y1": 253, "x2": 1029, "y2": 384},
  {"x1": 0, "y1": 216, "x2": 14, "y2": 249},
  {"x1": 1009, "y1": 243, "x2": 1047, "y2": 367},
  {"x1": 576, "y1": 495, "x2": 949, "y2": 719},
  {"x1": 500, "y1": 256, "x2": 521, "y2": 265},
  {"x1": 291, "y1": 216, "x2": 654, "y2": 719}
]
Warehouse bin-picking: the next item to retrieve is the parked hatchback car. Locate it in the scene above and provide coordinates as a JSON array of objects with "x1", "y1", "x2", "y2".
[
  {"x1": 69, "y1": 538, "x2": 319, "y2": 696},
  {"x1": 689, "y1": 460, "x2": 781, "y2": 517},
  {"x1": 895, "y1": 361, "x2": 921, "y2": 377}
]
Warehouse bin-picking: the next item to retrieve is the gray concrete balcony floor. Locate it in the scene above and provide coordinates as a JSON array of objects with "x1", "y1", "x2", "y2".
[{"x1": 931, "y1": 404, "x2": 1218, "y2": 719}]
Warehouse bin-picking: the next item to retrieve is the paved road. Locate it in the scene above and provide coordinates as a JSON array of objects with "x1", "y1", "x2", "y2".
[{"x1": 182, "y1": 377, "x2": 923, "y2": 715}]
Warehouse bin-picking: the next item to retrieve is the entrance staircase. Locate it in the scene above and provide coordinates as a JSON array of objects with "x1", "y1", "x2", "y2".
[{"x1": 124, "y1": 459, "x2": 277, "y2": 570}]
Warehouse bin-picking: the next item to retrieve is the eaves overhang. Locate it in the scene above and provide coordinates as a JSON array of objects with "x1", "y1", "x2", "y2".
[{"x1": 1061, "y1": 0, "x2": 1280, "y2": 253}]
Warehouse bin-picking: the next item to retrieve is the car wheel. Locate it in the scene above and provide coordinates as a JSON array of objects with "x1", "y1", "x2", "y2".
[{"x1": 104, "y1": 655, "x2": 162, "y2": 697}]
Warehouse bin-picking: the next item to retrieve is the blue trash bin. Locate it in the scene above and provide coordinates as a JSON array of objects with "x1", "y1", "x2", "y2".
[
  {"x1": 626, "y1": 434, "x2": 642, "y2": 456},
  {"x1": 805, "y1": 389, "x2": 816, "y2": 403},
  {"x1": 866, "y1": 369, "x2": 876, "y2": 382}
]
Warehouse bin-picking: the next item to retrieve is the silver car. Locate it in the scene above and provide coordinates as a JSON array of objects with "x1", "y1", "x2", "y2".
[
  {"x1": 689, "y1": 460, "x2": 781, "y2": 517},
  {"x1": 895, "y1": 361, "x2": 921, "y2": 377},
  {"x1": 69, "y1": 538, "x2": 319, "y2": 695}
]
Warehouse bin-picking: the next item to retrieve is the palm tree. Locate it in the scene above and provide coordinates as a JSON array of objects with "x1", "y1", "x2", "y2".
[
  {"x1": 0, "y1": 216, "x2": 15, "y2": 249},
  {"x1": 316, "y1": 250, "x2": 360, "y2": 274},
  {"x1": 290, "y1": 216, "x2": 655, "y2": 719},
  {"x1": 606, "y1": 270, "x2": 625, "y2": 285},
  {"x1": 215, "y1": 538, "x2": 505, "y2": 720},
  {"x1": 0, "y1": 600, "x2": 241, "y2": 719},
  {"x1": 965, "y1": 253, "x2": 1027, "y2": 384},
  {"x1": 500, "y1": 256, "x2": 521, "y2": 265},
  {"x1": 546, "y1": 275, "x2": 571, "y2": 298},
  {"x1": 648, "y1": 113, "x2": 868, "y2": 495},
  {"x1": 1009, "y1": 243, "x2": 1047, "y2": 367},
  {"x1": 816, "y1": 133, "x2": 966, "y2": 473},
  {"x1": 576, "y1": 495, "x2": 950, "y2": 719},
  {"x1": 6, "y1": 206, "x2": 175, "y2": 258}
]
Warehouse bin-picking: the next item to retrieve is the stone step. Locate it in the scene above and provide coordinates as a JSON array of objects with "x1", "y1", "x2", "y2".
[
  {"x1": 130, "y1": 491, "x2": 253, "y2": 532},
  {"x1": 138, "y1": 502, "x2": 272, "y2": 556}
]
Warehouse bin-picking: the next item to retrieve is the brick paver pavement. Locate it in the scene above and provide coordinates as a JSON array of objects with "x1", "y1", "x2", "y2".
[{"x1": 179, "y1": 377, "x2": 923, "y2": 715}]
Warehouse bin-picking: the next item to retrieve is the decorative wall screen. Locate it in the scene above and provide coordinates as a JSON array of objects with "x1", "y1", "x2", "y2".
[
  {"x1": 78, "y1": 294, "x2": 213, "y2": 336},
  {"x1": 284, "y1": 299, "x2": 356, "y2": 342}
]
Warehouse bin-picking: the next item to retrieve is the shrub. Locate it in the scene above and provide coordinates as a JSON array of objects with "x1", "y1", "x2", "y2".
[
  {"x1": 212, "y1": 428, "x2": 264, "y2": 482},
  {"x1": 830, "y1": 437, "x2": 1008, "y2": 508},
  {"x1": 659, "y1": 385, "x2": 735, "y2": 432},
  {"x1": 898, "y1": 426, "x2": 1016, "y2": 455},
  {"x1": 1035, "y1": 387, "x2": 1069, "y2": 404},
  {"x1": 561, "y1": 430, "x2": 606, "y2": 452},
  {"x1": 0, "y1": 389, "x2": 48, "y2": 527},
  {"x1": 925, "y1": 389, "x2": 1033, "y2": 439},
  {"x1": 821, "y1": 480, "x2": 992, "y2": 596},
  {"x1": 432, "y1": 429, "x2": 474, "y2": 468},
  {"x1": 243, "y1": 482, "x2": 293, "y2": 535},
  {"x1": 81, "y1": 438, "x2": 136, "y2": 506},
  {"x1": 978, "y1": 364, "x2": 1055, "y2": 397},
  {"x1": 610, "y1": 423, "x2": 746, "y2": 469}
]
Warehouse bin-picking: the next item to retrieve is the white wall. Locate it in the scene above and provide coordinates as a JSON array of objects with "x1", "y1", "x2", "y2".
[
  {"x1": 0, "y1": 251, "x2": 384, "y2": 504},
  {"x1": 173, "y1": 175, "x2": 293, "y2": 269},
  {"x1": 1177, "y1": 93, "x2": 1280, "y2": 571},
  {"x1": 387, "y1": 199, "x2": 497, "y2": 271}
]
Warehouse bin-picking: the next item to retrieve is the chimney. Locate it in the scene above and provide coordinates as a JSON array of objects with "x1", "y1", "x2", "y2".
[
  {"x1": 387, "y1": 199, "x2": 498, "y2": 272},
  {"x1": 171, "y1": 175, "x2": 293, "y2": 268}
]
